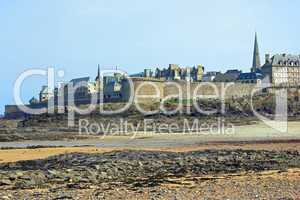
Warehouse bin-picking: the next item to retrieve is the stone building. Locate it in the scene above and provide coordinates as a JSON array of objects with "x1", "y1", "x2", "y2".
[
  {"x1": 39, "y1": 86, "x2": 53, "y2": 102},
  {"x1": 143, "y1": 69, "x2": 153, "y2": 78},
  {"x1": 214, "y1": 69, "x2": 242, "y2": 82},
  {"x1": 147, "y1": 64, "x2": 204, "y2": 82},
  {"x1": 70, "y1": 77, "x2": 94, "y2": 98},
  {"x1": 56, "y1": 76, "x2": 99, "y2": 105},
  {"x1": 261, "y1": 54, "x2": 300, "y2": 87},
  {"x1": 102, "y1": 73, "x2": 125, "y2": 101},
  {"x1": 202, "y1": 71, "x2": 220, "y2": 82}
]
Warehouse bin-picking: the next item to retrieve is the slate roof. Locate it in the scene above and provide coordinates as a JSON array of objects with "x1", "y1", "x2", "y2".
[
  {"x1": 238, "y1": 72, "x2": 263, "y2": 80},
  {"x1": 40, "y1": 86, "x2": 48, "y2": 93},
  {"x1": 267, "y1": 54, "x2": 300, "y2": 66},
  {"x1": 29, "y1": 97, "x2": 39, "y2": 104},
  {"x1": 70, "y1": 77, "x2": 90, "y2": 85},
  {"x1": 226, "y1": 69, "x2": 241, "y2": 74},
  {"x1": 130, "y1": 72, "x2": 144, "y2": 77}
]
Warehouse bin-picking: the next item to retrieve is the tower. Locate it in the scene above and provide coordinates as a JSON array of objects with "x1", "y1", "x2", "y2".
[
  {"x1": 96, "y1": 64, "x2": 101, "y2": 103},
  {"x1": 97, "y1": 64, "x2": 100, "y2": 81},
  {"x1": 252, "y1": 32, "x2": 261, "y2": 72},
  {"x1": 96, "y1": 64, "x2": 101, "y2": 92}
]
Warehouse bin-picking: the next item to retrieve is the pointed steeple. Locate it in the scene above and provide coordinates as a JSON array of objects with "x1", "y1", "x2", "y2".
[
  {"x1": 252, "y1": 32, "x2": 261, "y2": 72},
  {"x1": 96, "y1": 64, "x2": 101, "y2": 95},
  {"x1": 96, "y1": 64, "x2": 100, "y2": 81},
  {"x1": 97, "y1": 64, "x2": 100, "y2": 79}
]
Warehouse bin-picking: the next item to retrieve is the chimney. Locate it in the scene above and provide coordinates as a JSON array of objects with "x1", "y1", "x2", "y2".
[{"x1": 265, "y1": 54, "x2": 270, "y2": 63}]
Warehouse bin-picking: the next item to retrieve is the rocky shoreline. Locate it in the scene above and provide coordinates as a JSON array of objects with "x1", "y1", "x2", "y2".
[{"x1": 0, "y1": 149, "x2": 299, "y2": 199}]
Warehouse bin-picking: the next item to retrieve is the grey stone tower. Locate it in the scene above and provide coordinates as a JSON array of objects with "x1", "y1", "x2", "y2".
[
  {"x1": 96, "y1": 64, "x2": 101, "y2": 103},
  {"x1": 251, "y1": 33, "x2": 261, "y2": 72}
]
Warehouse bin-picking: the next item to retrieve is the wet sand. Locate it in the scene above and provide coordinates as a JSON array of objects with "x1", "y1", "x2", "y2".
[
  {"x1": 0, "y1": 139, "x2": 300, "y2": 163},
  {"x1": 1, "y1": 121, "x2": 300, "y2": 148}
]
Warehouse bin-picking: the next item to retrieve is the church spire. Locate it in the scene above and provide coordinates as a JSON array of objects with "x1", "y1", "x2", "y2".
[
  {"x1": 97, "y1": 64, "x2": 100, "y2": 80},
  {"x1": 252, "y1": 32, "x2": 261, "y2": 72},
  {"x1": 96, "y1": 64, "x2": 101, "y2": 98}
]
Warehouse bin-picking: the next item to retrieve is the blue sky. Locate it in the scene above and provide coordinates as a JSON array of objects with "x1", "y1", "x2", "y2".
[{"x1": 1, "y1": 0, "x2": 300, "y2": 114}]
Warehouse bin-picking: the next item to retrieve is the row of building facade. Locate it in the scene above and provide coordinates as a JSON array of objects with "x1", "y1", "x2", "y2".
[
  {"x1": 134, "y1": 33, "x2": 300, "y2": 86},
  {"x1": 4, "y1": 33, "x2": 300, "y2": 118},
  {"x1": 34, "y1": 49, "x2": 300, "y2": 107}
]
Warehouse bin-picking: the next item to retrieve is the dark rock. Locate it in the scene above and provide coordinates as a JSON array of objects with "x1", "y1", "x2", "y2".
[{"x1": 0, "y1": 149, "x2": 299, "y2": 189}]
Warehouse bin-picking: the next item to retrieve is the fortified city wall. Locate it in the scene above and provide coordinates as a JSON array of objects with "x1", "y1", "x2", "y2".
[
  {"x1": 6, "y1": 78, "x2": 299, "y2": 119},
  {"x1": 122, "y1": 78, "x2": 258, "y2": 102}
]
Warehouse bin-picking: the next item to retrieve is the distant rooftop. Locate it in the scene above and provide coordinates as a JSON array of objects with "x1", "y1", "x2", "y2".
[
  {"x1": 226, "y1": 69, "x2": 242, "y2": 74},
  {"x1": 70, "y1": 77, "x2": 90, "y2": 85},
  {"x1": 238, "y1": 72, "x2": 263, "y2": 80},
  {"x1": 266, "y1": 54, "x2": 300, "y2": 66}
]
